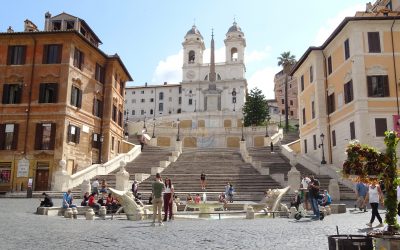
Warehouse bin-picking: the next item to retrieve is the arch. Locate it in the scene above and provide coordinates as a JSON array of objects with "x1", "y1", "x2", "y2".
[
  {"x1": 188, "y1": 50, "x2": 195, "y2": 64},
  {"x1": 231, "y1": 47, "x2": 238, "y2": 61}
]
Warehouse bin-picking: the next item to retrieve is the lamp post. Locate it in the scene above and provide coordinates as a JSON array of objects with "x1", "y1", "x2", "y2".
[
  {"x1": 318, "y1": 133, "x2": 327, "y2": 164},
  {"x1": 143, "y1": 115, "x2": 146, "y2": 129},
  {"x1": 99, "y1": 135, "x2": 104, "y2": 164},
  {"x1": 265, "y1": 115, "x2": 271, "y2": 137},
  {"x1": 152, "y1": 118, "x2": 156, "y2": 138},
  {"x1": 241, "y1": 118, "x2": 245, "y2": 141},
  {"x1": 176, "y1": 118, "x2": 180, "y2": 141}
]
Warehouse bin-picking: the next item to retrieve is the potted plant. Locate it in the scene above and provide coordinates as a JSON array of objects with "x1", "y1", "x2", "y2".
[{"x1": 342, "y1": 131, "x2": 400, "y2": 247}]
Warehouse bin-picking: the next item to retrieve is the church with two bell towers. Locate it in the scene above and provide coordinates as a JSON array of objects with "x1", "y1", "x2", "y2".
[{"x1": 125, "y1": 21, "x2": 248, "y2": 120}]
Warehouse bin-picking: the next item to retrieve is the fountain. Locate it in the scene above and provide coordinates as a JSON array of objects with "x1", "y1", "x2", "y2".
[
  {"x1": 109, "y1": 187, "x2": 151, "y2": 221},
  {"x1": 251, "y1": 186, "x2": 290, "y2": 215},
  {"x1": 185, "y1": 192, "x2": 224, "y2": 218}
]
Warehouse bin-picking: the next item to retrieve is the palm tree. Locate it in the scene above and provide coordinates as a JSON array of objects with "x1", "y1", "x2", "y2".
[{"x1": 277, "y1": 51, "x2": 296, "y2": 133}]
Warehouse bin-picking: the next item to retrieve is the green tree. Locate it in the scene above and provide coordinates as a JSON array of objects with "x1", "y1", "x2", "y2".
[
  {"x1": 243, "y1": 87, "x2": 269, "y2": 126},
  {"x1": 277, "y1": 51, "x2": 296, "y2": 132}
]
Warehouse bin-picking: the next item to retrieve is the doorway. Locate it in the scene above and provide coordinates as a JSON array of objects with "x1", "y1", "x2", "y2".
[{"x1": 35, "y1": 162, "x2": 49, "y2": 191}]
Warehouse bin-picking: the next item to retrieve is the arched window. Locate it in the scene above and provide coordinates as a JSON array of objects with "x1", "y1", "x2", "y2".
[
  {"x1": 231, "y1": 48, "x2": 238, "y2": 61},
  {"x1": 189, "y1": 50, "x2": 195, "y2": 64},
  {"x1": 159, "y1": 92, "x2": 164, "y2": 100}
]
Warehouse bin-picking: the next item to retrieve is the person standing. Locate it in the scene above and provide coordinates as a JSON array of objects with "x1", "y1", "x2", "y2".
[
  {"x1": 132, "y1": 180, "x2": 139, "y2": 198},
  {"x1": 364, "y1": 181, "x2": 384, "y2": 227},
  {"x1": 152, "y1": 173, "x2": 164, "y2": 226},
  {"x1": 227, "y1": 184, "x2": 235, "y2": 203},
  {"x1": 356, "y1": 180, "x2": 368, "y2": 212},
  {"x1": 200, "y1": 172, "x2": 206, "y2": 190},
  {"x1": 92, "y1": 178, "x2": 99, "y2": 195},
  {"x1": 301, "y1": 175, "x2": 311, "y2": 210},
  {"x1": 308, "y1": 175, "x2": 320, "y2": 220},
  {"x1": 140, "y1": 134, "x2": 146, "y2": 152},
  {"x1": 225, "y1": 182, "x2": 231, "y2": 197},
  {"x1": 163, "y1": 177, "x2": 174, "y2": 222}
]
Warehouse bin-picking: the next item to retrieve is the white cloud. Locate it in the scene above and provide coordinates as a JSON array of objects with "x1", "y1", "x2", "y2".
[
  {"x1": 248, "y1": 65, "x2": 281, "y2": 100},
  {"x1": 151, "y1": 50, "x2": 183, "y2": 84},
  {"x1": 312, "y1": 4, "x2": 365, "y2": 46},
  {"x1": 245, "y1": 46, "x2": 271, "y2": 63}
]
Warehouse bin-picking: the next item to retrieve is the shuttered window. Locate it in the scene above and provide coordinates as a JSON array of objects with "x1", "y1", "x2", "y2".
[
  {"x1": 368, "y1": 32, "x2": 381, "y2": 53},
  {"x1": 344, "y1": 80, "x2": 353, "y2": 104},
  {"x1": 302, "y1": 108, "x2": 306, "y2": 125},
  {"x1": 43, "y1": 44, "x2": 62, "y2": 64},
  {"x1": 375, "y1": 118, "x2": 387, "y2": 137},
  {"x1": 2, "y1": 84, "x2": 22, "y2": 104},
  {"x1": 35, "y1": 123, "x2": 56, "y2": 150},
  {"x1": 300, "y1": 75, "x2": 304, "y2": 91},
  {"x1": 70, "y1": 86, "x2": 82, "y2": 108},
  {"x1": 344, "y1": 39, "x2": 350, "y2": 60},
  {"x1": 67, "y1": 124, "x2": 80, "y2": 144},
  {"x1": 367, "y1": 75, "x2": 389, "y2": 97},
  {"x1": 350, "y1": 122, "x2": 355, "y2": 140},
  {"x1": 332, "y1": 130, "x2": 336, "y2": 147},
  {"x1": 327, "y1": 56, "x2": 332, "y2": 75},
  {"x1": 313, "y1": 134, "x2": 317, "y2": 150},
  {"x1": 0, "y1": 123, "x2": 19, "y2": 150},
  {"x1": 7, "y1": 45, "x2": 26, "y2": 65},
  {"x1": 73, "y1": 48, "x2": 85, "y2": 70},
  {"x1": 327, "y1": 93, "x2": 335, "y2": 114},
  {"x1": 304, "y1": 139, "x2": 308, "y2": 154},
  {"x1": 39, "y1": 83, "x2": 58, "y2": 103}
]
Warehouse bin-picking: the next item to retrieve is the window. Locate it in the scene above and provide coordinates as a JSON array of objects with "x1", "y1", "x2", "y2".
[
  {"x1": 300, "y1": 75, "x2": 304, "y2": 91},
  {"x1": 92, "y1": 133, "x2": 100, "y2": 149},
  {"x1": 309, "y1": 66, "x2": 313, "y2": 83},
  {"x1": 35, "y1": 123, "x2": 56, "y2": 150},
  {"x1": 178, "y1": 97, "x2": 182, "y2": 104},
  {"x1": 188, "y1": 50, "x2": 195, "y2": 63},
  {"x1": 169, "y1": 97, "x2": 172, "y2": 102},
  {"x1": 159, "y1": 92, "x2": 164, "y2": 100},
  {"x1": 281, "y1": 99, "x2": 284, "y2": 104},
  {"x1": 150, "y1": 109, "x2": 153, "y2": 115},
  {"x1": 282, "y1": 109, "x2": 285, "y2": 115},
  {"x1": 0, "y1": 162, "x2": 11, "y2": 184},
  {"x1": 232, "y1": 97, "x2": 236, "y2": 103},
  {"x1": 132, "y1": 99, "x2": 136, "y2": 104},
  {"x1": 2, "y1": 84, "x2": 22, "y2": 104},
  {"x1": 66, "y1": 21, "x2": 74, "y2": 30},
  {"x1": 179, "y1": 86, "x2": 182, "y2": 94},
  {"x1": 304, "y1": 139, "x2": 308, "y2": 154},
  {"x1": 95, "y1": 64, "x2": 105, "y2": 83},
  {"x1": 327, "y1": 56, "x2": 332, "y2": 75},
  {"x1": 131, "y1": 110, "x2": 135, "y2": 115},
  {"x1": 140, "y1": 110, "x2": 145, "y2": 115},
  {"x1": 327, "y1": 93, "x2": 335, "y2": 114},
  {"x1": 93, "y1": 99, "x2": 103, "y2": 118},
  {"x1": 0, "y1": 124, "x2": 19, "y2": 150},
  {"x1": 332, "y1": 130, "x2": 336, "y2": 147},
  {"x1": 302, "y1": 108, "x2": 306, "y2": 125},
  {"x1": 118, "y1": 140, "x2": 120, "y2": 153},
  {"x1": 311, "y1": 101, "x2": 315, "y2": 119},
  {"x1": 73, "y1": 48, "x2": 84, "y2": 70},
  {"x1": 111, "y1": 136, "x2": 115, "y2": 151},
  {"x1": 150, "y1": 98, "x2": 154, "y2": 103},
  {"x1": 132, "y1": 91, "x2": 135, "y2": 95},
  {"x1": 70, "y1": 86, "x2": 82, "y2": 108},
  {"x1": 43, "y1": 44, "x2": 62, "y2": 64},
  {"x1": 141, "y1": 99, "x2": 145, "y2": 103},
  {"x1": 112, "y1": 105, "x2": 117, "y2": 122},
  {"x1": 67, "y1": 124, "x2": 80, "y2": 144},
  {"x1": 118, "y1": 111, "x2": 123, "y2": 127},
  {"x1": 290, "y1": 100, "x2": 293, "y2": 106},
  {"x1": 367, "y1": 75, "x2": 389, "y2": 97},
  {"x1": 313, "y1": 134, "x2": 317, "y2": 150},
  {"x1": 375, "y1": 118, "x2": 387, "y2": 137},
  {"x1": 7, "y1": 45, "x2": 26, "y2": 65},
  {"x1": 189, "y1": 99, "x2": 193, "y2": 105},
  {"x1": 344, "y1": 80, "x2": 354, "y2": 104},
  {"x1": 39, "y1": 83, "x2": 58, "y2": 103},
  {"x1": 290, "y1": 111, "x2": 293, "y2": 116},
  {"x1": 368, "y1": 32, "x2": 381, "y2": 53},
  {"x1": 159, "y1": 103, "x2": 163, "y2": 112},
  {"x1": 350, "y1": 121, "x2": 355, "y2": 140},
  {"x1": 344, "y1": 39, "x2": 350, "y2": 60},
  {"x1": 52, "y1": 21, "x2": 61, "y2": 30}
]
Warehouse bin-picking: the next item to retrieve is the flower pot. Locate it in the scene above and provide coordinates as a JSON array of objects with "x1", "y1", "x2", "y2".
[{"x1": 327, "y1": 235, "x2": 372, "y2": 250}]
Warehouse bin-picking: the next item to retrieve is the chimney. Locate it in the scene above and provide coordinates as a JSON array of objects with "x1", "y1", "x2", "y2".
[
  {"x1": 7, "y1": 26, "x2": 14, "y2": 33},
  {"x1": 164, "y1": 82, "x2": 167, "y2": 85},
  {"x1": 44, "y1": 11, "x2": 52, "y2": 31},
  {"x1": 145, "y1": 82, "x2": 148, "y2": 87},
  {"x1": 24, "y1": 19, "x2": 38, "y2": 32}
]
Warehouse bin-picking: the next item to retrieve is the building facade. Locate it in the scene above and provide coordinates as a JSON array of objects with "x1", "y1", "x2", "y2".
[
  {"x1": 274, "y1": 70, "x2": 299, "y2": 120},
  {"x1": 0, "y1": 12, "x2": 132, "y2": 192},
  {"x1": 125, "y1": 22, "x2": 247, "y2": 121},
  {"x1": 292, "y1": 2, "x2": 400, "y2": 167}
]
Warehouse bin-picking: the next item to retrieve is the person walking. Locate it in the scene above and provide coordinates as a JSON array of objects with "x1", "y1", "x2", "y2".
[
  {"x1": 163, "y1": 177, "x2": 174, "y2": 222},
  {"x1": 152, "y1": 173, "x2": 164, "y2": 226},
  {"x1": 91, "y1": 178, "x2": 99, "y2": 195},
  {"x1": 364, "y1": 181, "x2": 384, "y2": 227},
  {"x1": 200, "y1": 172, "x2": 206, "y2": 190},
  {"x1": 308, "y1": 175, "x2": 320, "y2": 220},
  {"x1": 132, "y1": 180, "x2": 139, "y2": 198},
  {"x1": 356, "y1": 180, "x2": 368, "y2": 212},
  {"x1": 140, "y1": 134, "x2": 146, "y2": 152}
]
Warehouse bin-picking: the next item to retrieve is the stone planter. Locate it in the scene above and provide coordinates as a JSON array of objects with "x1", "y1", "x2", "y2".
[
  {"x1": 373, "y1": 235, "x2": 400, "y2": 250},
  {"x1": 327, "y1": 235, "x2": 372, "y2": 250}
]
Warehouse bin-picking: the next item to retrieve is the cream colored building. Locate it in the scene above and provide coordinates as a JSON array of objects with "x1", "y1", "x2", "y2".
[{"x1": 292, "y1": 2, "x2": 400, "y2": 167}]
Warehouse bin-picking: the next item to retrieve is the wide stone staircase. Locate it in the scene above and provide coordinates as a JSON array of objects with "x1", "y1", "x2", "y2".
[
  {"x1": 247, "y1": 146, "x2": 355, "y2": 200},
  {"x1": 137, "y1": 148, "x2": 283, "y2": 202}
]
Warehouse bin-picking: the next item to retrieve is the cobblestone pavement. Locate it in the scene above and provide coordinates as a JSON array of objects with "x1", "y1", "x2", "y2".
[{"x1": 0, "y1": 198, "x2": 388, "y2": 250}]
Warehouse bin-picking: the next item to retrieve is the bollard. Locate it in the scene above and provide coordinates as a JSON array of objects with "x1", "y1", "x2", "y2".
[
  {"x1": 64, "y1": 208, "x2": 73, "y2": 219},
  {"x1": 99, "y1": 206, "x2": 107, "y2": 220},
  {"x1": 85, "y1": 208, "x2": 95, "y2": 220},
  {"x1": 72, "y1": 207, "x2": 78, "y2": 219},
  {"x1": 246, "y1": 206, "x2": 255, "y2": 219},
  {"x1": 289, "y1": 207, "x2": 297, "y2": 219}
]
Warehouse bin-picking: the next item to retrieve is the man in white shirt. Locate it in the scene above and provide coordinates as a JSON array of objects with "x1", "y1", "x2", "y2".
[
  {"x1": 92, "y1": 178, "x2": 99, "y2": 195},
  {"x1": 301, "y1": 175, "x2": 311, "y2": 210}
]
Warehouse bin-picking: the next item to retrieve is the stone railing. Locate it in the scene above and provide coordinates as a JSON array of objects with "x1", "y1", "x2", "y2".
[{"x1": 53, "y1": 142, "x2": 141, "y2": 191}]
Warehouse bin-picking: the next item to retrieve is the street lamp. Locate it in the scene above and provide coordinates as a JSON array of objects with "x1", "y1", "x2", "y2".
[
  {"x1": 152, "y1": 118, "x2": 156, "y2": 138},
  {"x1": 241, "y1": 118, "x2": 245, "y2": 141},
  {"x1": 176, "y1": 118, "x2": 180, "y2": 141},
  {"x1": 265, "y1": 115, "x2": 271, "y2": 137},
  {"x1": 318, "y1": 133, "x2": 327, "y2": 164},
  {"x1": 99, "y1": 135, "x2": 104, "y2": 164},
  {"x1": 143, "y1": 115, "x2": 146, "y2": 129}
]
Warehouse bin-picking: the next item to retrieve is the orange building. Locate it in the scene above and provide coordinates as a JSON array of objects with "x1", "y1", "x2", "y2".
[
  {"x1": 274, "y1": 70, "x2": 298, "y2": 120},
  {"x1": 0, "y1": 12, "x2": 132, "y2": 192}
]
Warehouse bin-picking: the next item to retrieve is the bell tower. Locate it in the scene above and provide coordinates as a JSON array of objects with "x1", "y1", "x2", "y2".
[
  {"x1": 182, "y1": 25, "x2": 205, "y2": 81},
  {"x1": 224, "y1": 21, "x2": 246, "y2": 63}
]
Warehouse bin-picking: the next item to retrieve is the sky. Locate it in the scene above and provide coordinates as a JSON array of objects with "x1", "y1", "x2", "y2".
[{"x1": 0, "y1": 0, "x2": 367, "y2": 99}]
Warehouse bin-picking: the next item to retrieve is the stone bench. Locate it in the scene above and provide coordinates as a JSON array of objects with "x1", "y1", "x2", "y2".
[
  {"x1": 36, "y1": 206, "x2": 93, "y2": 216},
  {"x1": 329, "y1": 204, "x2": 346, "y2": 214}
]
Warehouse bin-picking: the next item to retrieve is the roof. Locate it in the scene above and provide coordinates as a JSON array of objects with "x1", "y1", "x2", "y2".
[
  {"x1": 0, "y1": 30, "x2": 132, "y2": 81},
  {"x1": 290, "y1": 14, "x2": 400, "y2": 76},
  {"x1": 186, "y1": 25, "x2": 203, "y2": 38},
  {"x1": 126, "y1": 83, "x2": 181, "y2": 89},
  {"x1": 227, "y1": 21, "x2": 242, "y2": 33}
]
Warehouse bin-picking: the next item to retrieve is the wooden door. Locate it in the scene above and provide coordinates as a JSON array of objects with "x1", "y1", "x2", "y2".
[{"x1": 35, "y1": 170, "x2": 49, "y2": 191}]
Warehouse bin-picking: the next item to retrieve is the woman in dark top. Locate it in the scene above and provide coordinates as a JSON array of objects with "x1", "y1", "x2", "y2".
[
  {"x1": 81, "y1": 192, "x2": 89, "y2": 206},
  {"x1": 200, "y1": 172, "x2": 206, "y2": 190},
  {"x1": 40, "y1": 192, "x2": 53, "y2": 207}
]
